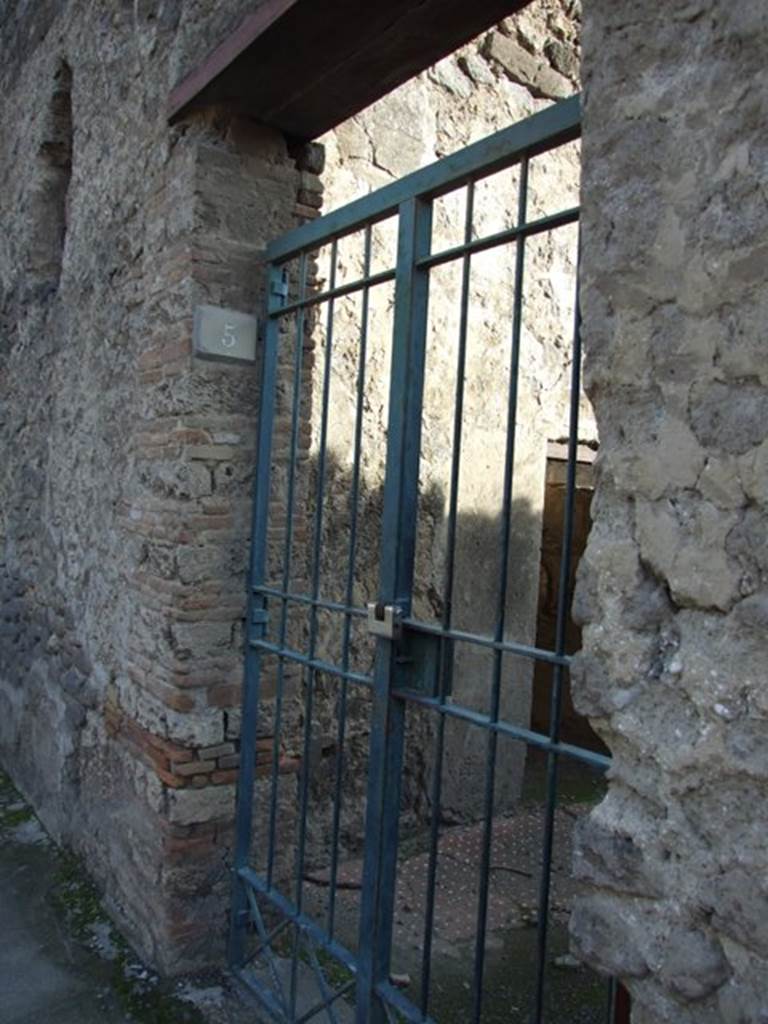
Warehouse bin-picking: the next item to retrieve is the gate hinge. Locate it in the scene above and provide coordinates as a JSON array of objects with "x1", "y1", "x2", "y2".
[{"x1": 366, "y1": 602, "x2": 403, "y2": 640}]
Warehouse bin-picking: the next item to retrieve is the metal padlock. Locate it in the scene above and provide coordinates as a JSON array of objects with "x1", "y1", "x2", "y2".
[{"x1": 366, "y1": 602, "x2": 402, "y2": 640}]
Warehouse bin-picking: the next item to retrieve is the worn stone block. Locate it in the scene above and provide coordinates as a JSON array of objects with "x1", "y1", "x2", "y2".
[
  {"x1": 483, "y1": 31, "x2": 572, "y2": 99},
  {"x1": 166, "y1": 784, "x2": 237, "y2": 826},
  {"x1": 198, "y1": 742, "x2": 235, "y2": 760}
]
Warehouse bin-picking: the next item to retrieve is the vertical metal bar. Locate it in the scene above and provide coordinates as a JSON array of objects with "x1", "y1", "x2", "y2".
[
  {"x1": 328, "y1": 226, "x2": 373, "y2": 939},
  {"x1": 290, "y1": 238, "x2": 339, "y2": 1019},
  {"x1": 419, "y1": 181, "x2": 475, "y2": 1020},
  {"x1": 533, "y1": 236, "x2": 582, "y2": 1023},
  {"x1": 229, "y1": 261, "x2": 286, "y2": 968},
  {"x1": 267, "y1": 252, "x2": 309, "y2": 888},
  {"x1": 470, "y1": 156, "x2": 529, "y2": 1024},
  {"x1": 356, "y1": 196, "x2": 432, "y2": 1024}
]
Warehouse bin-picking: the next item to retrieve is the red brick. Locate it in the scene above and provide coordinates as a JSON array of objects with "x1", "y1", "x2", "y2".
[
  {"x1": 173, "y1": 759, "x2": 216, "y2": 777},
  {"x1": 199, "y1": 500, "x2": 231, "y2": 515},
  {"x1": 138, "y1": 336, "x2": 190, "y2": 370},
  {"x1": 157, "y1": 686, "x2": 196, "y2": 713},
  {"x1": 208, "y1": 683, "x2": 241, "y2": 708},
  {"x1": 144, "y1": 732, "x2": 194, "y2": 763},
  {"x1": 173, "y1": 428, "x2": 211, "y2": 444},
  {"x1": 255, "y1": 756, "x2": 301, "y2": 777},
  {"x1": 294, "y1": 203, "x2": 321, "y2": 220},
  {"x1": 139, "y1": 368, "x2": 164, "y2": 385},
  {"x1": 170, "y1": 666, "x2": 234, "y2": 689},
  {"x1": 130, "y1": 573, "x2": 188, "y2": 597},
  {"x1": 155, "y1": 766, "x2": 188, "y2": 789},
  {"x1": 140, "y1": 744, "x2": 171, "y2": 774},
  {"x1": 164, "y1": 832, "x2": 216, "y2": 859},
  {"x1": 171, "y1": 671, "x2": 225, "y2": 690},
  {"x1": 184, "y1": 514, "x2": 234, "y2": 531}
]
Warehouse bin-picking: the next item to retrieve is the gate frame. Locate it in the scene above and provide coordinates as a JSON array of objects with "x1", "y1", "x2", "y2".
[{"x1": 229, "y1": 95, "x2": 614, "y2": 1024}]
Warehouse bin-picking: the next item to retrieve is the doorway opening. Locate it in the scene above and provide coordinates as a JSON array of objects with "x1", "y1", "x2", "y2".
[
  {"x1": 229, "y1": 92, "x2": 617, "y2": 1023},
  {"x1": 531, "y1": 442, "x2": 606, "y2": 754}
]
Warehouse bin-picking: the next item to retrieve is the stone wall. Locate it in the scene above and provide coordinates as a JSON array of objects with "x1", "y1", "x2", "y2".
[
  {"x1": 0, "y1": 0, "x2": 319, "y2": 973},
  {"x1": 572, "y1": 2, "x2": 768, "y2": 1021},
  {"x1": 0, "y1": 0, "x2": 592, "y2": 974},
  {"x1": 9, "y1": 1, "x2": 766, "y2": 1010}
]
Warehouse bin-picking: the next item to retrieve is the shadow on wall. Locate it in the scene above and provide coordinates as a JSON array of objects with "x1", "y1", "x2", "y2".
[{"x1": 257, "y1": 445, "x2": 599, "y2": 871}]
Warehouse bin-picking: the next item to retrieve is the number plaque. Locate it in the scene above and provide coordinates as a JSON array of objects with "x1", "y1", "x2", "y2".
[{"x1": 193, "y1": 304, "x2": 258, "y2": 364}]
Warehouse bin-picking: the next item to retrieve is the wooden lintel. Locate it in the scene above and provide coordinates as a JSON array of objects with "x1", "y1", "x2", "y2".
[{"x1": 169, "y1": 0, "x2": 530, "y2": 140}]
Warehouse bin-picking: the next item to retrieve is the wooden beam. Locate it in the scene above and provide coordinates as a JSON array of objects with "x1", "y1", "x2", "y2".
[
  {"x1": 169, "y1": 0, "x2": 530, "y2": 140},
  {"x1": 168, "y1": 0, "x2": 299, "y2": 120}
]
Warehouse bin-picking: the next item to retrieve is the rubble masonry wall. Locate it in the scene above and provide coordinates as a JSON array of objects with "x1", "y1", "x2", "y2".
[{"x1": 573, "y1": 3, "x2": 768, "y2": 1021}]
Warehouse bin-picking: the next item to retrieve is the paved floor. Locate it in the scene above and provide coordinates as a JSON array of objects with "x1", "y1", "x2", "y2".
[
  {"x1": 296, "y1": 753, "x2": 611, "y2": 1024},
  {"x1": 0, "y1": 797, "x2": 130, "y2": 1023},
  {"x1": 0, "y1": 771, "x2": 257, "y2": 1024}
]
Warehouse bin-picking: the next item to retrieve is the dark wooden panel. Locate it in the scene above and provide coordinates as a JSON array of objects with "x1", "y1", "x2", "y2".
[
  {"x1": 169, "y1": 0, "x2": 529, "y2": 140},
  {"x1": 615, "y1": 983, "x2": 632, "y2": 1024}
]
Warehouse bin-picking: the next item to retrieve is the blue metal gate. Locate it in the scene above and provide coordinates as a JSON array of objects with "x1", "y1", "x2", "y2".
[{"x1": 229, "y1": 96, "x2": 615, "y2": 1024}]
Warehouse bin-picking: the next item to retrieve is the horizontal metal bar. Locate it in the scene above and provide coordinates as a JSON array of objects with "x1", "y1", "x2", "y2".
[
  {"x1": 255, "y1": 584, "x2": 367, "y2": 619},
  {"x1": 266, "y1": 96, "x2": 581, "y2": 263},
  {"x1": 376, "y1": 979, "x2": 437, "y2": 1024},
  {"x1": 239, "y1": 867, "x2": 360, "y2": 977},
  {"x1": 251, "y1": 612, "x2": 572, "y2": 680},
  {"x1": 401, "y1": 616, "x2": 571, "y2": 667},
  {"x1": 249, "y1": 637, "x2": 373, "y2": 688},
  {"x1": 416, "y1": 206, "x2": 579, "y2": 272},
  {"x1": 273, "y1": 267, "x2": 396, "y2": 318},
  {"x1": 387, "y1": 689, "x2": 611, "y2": 770}
]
